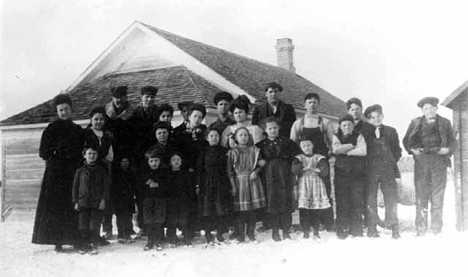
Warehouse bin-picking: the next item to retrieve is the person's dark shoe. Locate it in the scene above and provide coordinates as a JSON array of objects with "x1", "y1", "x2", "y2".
[
  {"x1": 144, "y1": 241, "x2": 154, "y2": 251},
  {"x1": 216, "y1": 232, "x2": 225, "y2": 242},
  {"x1": 392, "y1": 226, "x2": 401, "y2": 239},
  {"x1": 205, "y1": 232, "x2": 214, "y2": 244},
  {"x1": 54, "y1": 244, "x2": 63, "y2": 252},
  {"x1": 303, "y1": 230, "x2": 310, "y2": 239},
  {"x1": 337, "y1": 229, "x2": 348, "y2": 240},
  {"x1": 98, "y1": 236, "x2": 110, "y2": 246},
  {"x1": 272, "y1": 228, "x2": 281, "y2": 242},
  {"x1": 282, "y1": 229, "x2": 291, "y2": 240},
  {"x1": 367, "y1": 225, "x2": 380, "y2": 238}
]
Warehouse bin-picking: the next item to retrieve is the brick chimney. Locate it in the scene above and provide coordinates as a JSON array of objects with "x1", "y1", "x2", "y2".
[{"x1": 275, "y1": 38, "x2": 296, "y2": 73}]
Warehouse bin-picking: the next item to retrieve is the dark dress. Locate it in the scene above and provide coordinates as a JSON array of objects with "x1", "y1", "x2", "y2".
[
  {"x1": 197, "y1": 145, "x2": 230, "y2": 218},
  {"x1": 256, "y1": 137, "x2": 299, "y2": 214},
  {"x1": 32, "y1": 119, "x2": 83, "y2": 246}
]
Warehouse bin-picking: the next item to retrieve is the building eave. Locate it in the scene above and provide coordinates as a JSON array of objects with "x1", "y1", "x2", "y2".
[{"x1": 442, "y1": 79, "x2": 468, "y2": 109}]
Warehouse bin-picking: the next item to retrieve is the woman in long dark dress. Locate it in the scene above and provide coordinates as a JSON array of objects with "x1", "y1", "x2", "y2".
[{"x1": 32, "y1": 94, "x2": 84, "y2": 252}]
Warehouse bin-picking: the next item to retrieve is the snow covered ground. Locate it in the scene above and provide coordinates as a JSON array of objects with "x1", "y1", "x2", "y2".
[{"x1": 1, "y1": 182, "x2": 467, "y2": 277}]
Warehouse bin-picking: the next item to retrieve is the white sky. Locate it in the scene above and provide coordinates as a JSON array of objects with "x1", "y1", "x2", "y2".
[{"x1": 1, "y1": 0, "x2": 467, "y2": 137}]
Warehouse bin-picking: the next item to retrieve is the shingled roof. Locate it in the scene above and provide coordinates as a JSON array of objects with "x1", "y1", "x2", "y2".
[
  {"x1": 1, "y1": 22, "x2": 345, "y2": 126},
  {"x1": 0, "y1": 66, "x2": 220, "y2": 126}
]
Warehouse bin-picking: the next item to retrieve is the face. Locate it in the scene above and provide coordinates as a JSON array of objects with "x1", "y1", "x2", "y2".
[
  {"x1": 84, "y1": 149, "x2": 98, "y2": 164},
  {"x1": 348, "y1": 103, "x2": 362, "y2": 121},
  {"x1": 235, "y1": 129, "x2": 250, "y2": 146},
  {"x1": 112, "y1": 95, "x2": 127, "y2": 108},
  {"x1": 300, "y1": 140, "x2": 314, "y2": 155},
  {"x1": 422, "y1": 103, "x2": 438, "y2": 119},
  {"x1": 233, "y1": 108, "x2": 247, "y2": 123},
  {"x1": 265, "y1": 122, "x2": 280, "y2": 139},
  {"x1": 120, "y1": 158, "x2": 130, "y2": 170},
  {"x1": 265, "y1": 87, "x2": 281, "y2": 105},
  {"x1": 340, "y1": 120, "x2": 355, "y2": 135},
  {"x1": 148, "y1": 157, "x2": 161, "y2": 170},
  {"x1": 56, "y1": 103, "x2": 72, "y2": 120},
  {"x1": 159, "y1": 111, "x2": 173, "y2": 123},
  {"x1": 189, "y1": 110, "x2": 204, "y2": 128},
  {"x1": 304, "y1": 97, "x2": 319, "y2": 114},
  {"x1": 368, "y1": 111, "x2": 384, "y2": 127},
  {"x1": 170, "y1": 155, "x2": 182, "y2": 170},
  {"x1": 155, "y1": 128, "x2": 169, "y2": 144},
  {"x1": 207, "y1": 130, "x2": 220, "y2": 146},
  {"x1": 91, "y1": 113, "x2": 106, "y2": 131},
  {"x1": 180, "y1": 106, "x2": 190, "y2": 121},
  {"x1": 141, "y1": 94, "x2": 155, "y2": 108},
  {"x1": 217, "y1": 100, "x2": 230, "y2": 116}
]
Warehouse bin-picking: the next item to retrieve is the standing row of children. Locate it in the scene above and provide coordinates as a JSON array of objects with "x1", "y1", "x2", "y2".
[{"x1": 49, "y1": 81, "x2": 405, "y2": 254}]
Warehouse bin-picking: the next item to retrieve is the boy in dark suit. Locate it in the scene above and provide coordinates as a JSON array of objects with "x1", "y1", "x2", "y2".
[{"x1": 364, "y1": 105, "x2": 402, "y2": 239}]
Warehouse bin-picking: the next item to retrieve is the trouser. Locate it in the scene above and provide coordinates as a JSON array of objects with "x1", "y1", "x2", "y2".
[
  {"x1": 78, "y1": 208, "x2": 102, "y2": 244},
  {"x1": 414, "y1": 153, "x2": 447, "y2": 233},
  {"x1": 367, "y1": 172, "x2": 399, "y2": 228},
  {"x1": 135, "y1": 187, "x2": 145, "y2": 231},
  {"x1": 146, "y1": 223, "x2": 165, "y2": 244},
  {"x1": 102, "y1": 212, "x2": 113, "y2": 233},
  {"x1": 335, "y1": 172, "x2": 364, "y2": 235},
  {"x1": 299, "y1": 209, "x2": 323, "y2": 232},
  {"x1": 116, "y1": 213, "x2": 133, "y2": 239},
  {"x1": 321, "y1": 173, "x2": 335, "y2": 229}
]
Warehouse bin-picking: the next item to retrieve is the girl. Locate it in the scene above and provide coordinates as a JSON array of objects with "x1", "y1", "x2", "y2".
[
  {"x1": 227, "y1": 127, "x2": 266, "y2": 242},
  {"x1": 256, "y1": 117, "x2": 299, "y2": 241},
  {"x1": 197, "y1": 127, "x2": 230, "y2": 244},
  {"x1": 32, "y1": 93, "x2": 83, "y2": 252},
  {"x1": 83, "y1": 107, "x2": 114, "y2": 240},
  {"x1": 291, "y1": 138, "x2": 331, "y2": 239},
  {"x1": 332, "y1": 114, "x2": 367, "y2": 239},
  {"x1": 221, "y1": 95, "x2": 264, "y2": 149}
]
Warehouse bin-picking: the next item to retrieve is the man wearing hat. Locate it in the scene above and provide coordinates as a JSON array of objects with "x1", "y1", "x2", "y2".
[
  {"x1": 209, "y1": 91, "x2": 235, "y2": 134},
  {"x1": 403, "y1": 97, "x2": 457, "y2": 236},
  {"x1": 252, "y1": 82, "x2": 296, "y2": 138},
  {"x1": 364, "y1": 104, "x2": 402, "y2": 239},
  {"x1": 129, "y1": 85, "x2": 160, "y2": 237},
  {"x1": 173, "y1": 101, "x2": 194, "y2": 136}
]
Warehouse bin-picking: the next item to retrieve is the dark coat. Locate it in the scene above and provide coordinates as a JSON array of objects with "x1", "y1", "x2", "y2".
[
  {"x1": 366, "y1": 125, "x2": 402, "y2": 178},
  {"x1": 252, "y1": 101, "x2": 296, "y2": 138},
  {"x1": 173, "y1": 124, "x2": 208, "y2": 170},
  {"x1": 72, "y1": 163, "x2": 111, "y2": 208},
  {"x1": 129, "y1": 105, "x2": 159, "y2": 167},
  {"x1": 141, "y1": 167, "x2": 171, "y2": 198},
  {"x1": 82, "y1": 128, "x2": 113, "y2": 162},
  {"x1": 403, "y1": 115, "x2": 457, "y2": 166},
  {"x1": 256, "y1": 137, "x2": 299, "y2": 213},
  {"x1": 32, "y1": 119, "x2": 83, "y2": 245},
  {"x1": 111, "y1": 167, "x2": 136, "y2": 214},
  {"x1": 354, "y1": 119, "x2": 374, "y2": 144}
]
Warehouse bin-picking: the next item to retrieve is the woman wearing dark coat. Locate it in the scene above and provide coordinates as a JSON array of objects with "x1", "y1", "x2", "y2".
[{"x1": 32, "y1": 94, "x2": 84, "y2": 251}]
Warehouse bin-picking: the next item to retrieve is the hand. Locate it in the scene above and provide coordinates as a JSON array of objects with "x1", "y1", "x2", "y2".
[
  {"x1": 195, "y1": 187, "x2": 200, "y2": 195},
  {"x1": 411, "y1": 148, "x2": 422, "y2": 155},
  {"x1": 249, "y1": 170, "x2": 258, "y2": 181},
  {"x1": 311, "y1": 168, "x2": 321, "y2": 173},
  {"x1": 74, "y1": 203, "x2": 79, "y2": 211},
  {"x1": 437, "y1": 147, "x2": 449, "y2": 155},
  {"x1": 99, "y1": 200, "x2": 105, "y2": 210}
]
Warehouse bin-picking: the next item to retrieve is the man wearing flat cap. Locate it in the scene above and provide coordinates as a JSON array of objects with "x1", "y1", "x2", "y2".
[
  {"x1": 128, "y1": 85, "x2": 160, "y2": 237},
  {"x1": 252, "y1": 82, "x2": 296, "y2": 138},
  {"x1": 209, "y1": 91, "x2": 235, "y2": 134},
  {"x1": 403, "y1": 97, "x2": 457, "y2": 236},
  {"x1": 364, "y1": 104, "x2": 402, "y2": 239}
]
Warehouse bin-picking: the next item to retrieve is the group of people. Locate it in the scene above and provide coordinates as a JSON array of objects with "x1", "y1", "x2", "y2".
[{"x1": 31, "y1": 81, "x2": 457, "y2": 255}]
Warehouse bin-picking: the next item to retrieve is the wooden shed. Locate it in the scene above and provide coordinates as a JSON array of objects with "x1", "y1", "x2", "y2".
[
  {"x1": 443, "y1": 80, "x2": 468, "y2": 231},
  {"x1": 0, "y1": 21, "x2": 346, "y2": 220}
]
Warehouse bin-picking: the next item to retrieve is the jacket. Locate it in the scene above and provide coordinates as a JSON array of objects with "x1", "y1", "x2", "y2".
[
  {"x1": 252, "y1": 101, "x2": 296, "y2": 138},
  {"x1": 72, "y1": 163, "x2": 110, "y2": 208}
]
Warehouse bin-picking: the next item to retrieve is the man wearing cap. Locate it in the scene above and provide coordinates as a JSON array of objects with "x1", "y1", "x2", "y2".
[
  {"x1": 252, "y1": 82, "x2": 296, "y2": 138},
  {"x1": 173, "y1": 101, "x2": 194, "y2": 134},
  {"x1": 129, "y1": 85, "x2": 160, "y2": 237},
  {"x1": 403, "y1": 97, "x2": 457, "y2": 236},
  {"x1": 209, "y1": 91, "x2": 235, "y2": 134},
  {"x1": 364, "y1": 104, "x2": 402, "y2": 239}
]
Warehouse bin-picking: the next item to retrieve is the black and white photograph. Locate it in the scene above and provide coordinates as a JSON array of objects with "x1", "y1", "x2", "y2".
[{"x1": 0, "y1": 0, "x2": 467, "y2": 276}]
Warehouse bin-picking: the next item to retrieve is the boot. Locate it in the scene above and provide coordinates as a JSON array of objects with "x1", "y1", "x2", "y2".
[
  {"x1": 236, "y1": 214, "x2": 246, "y2": 242},
  {"x1": 282, "y1": 229, "x2": 291, "y2": 240},
  {"x1": 367, "y1": 224, "x2": 380, "y2": 238},
  {"x1": 246, "y1": 212, "x2": 256, "y2": 242},
  {"x1": 205, "y1": 231, "x2": 214, "y2": 244},
  {"x1": 337, "y1": 228, "x2": 348, "y2": 240},
  {"x1": 144, "y1": 225, "x2": 154, "y2": 251},
  {"x1": 391, "y1": 225, "x2": 401, "y2": 239},
  {"x1": 272, "y1": 228, "x2": 281, "y2": 242}
]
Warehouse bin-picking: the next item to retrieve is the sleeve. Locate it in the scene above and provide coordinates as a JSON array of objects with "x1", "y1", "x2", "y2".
[
  {"x1": 221, "y1": 126, "x2": 232, "y2": 148},
  {"x1": 226, "y1": 151, "x2": 236, "y2": 179},
  {"x1": 252, "y1": 126, "x2": 265, "y2": 145},
  {"x1": 39, "y1": 125, "x2": 57, "y2": 161},
  {"x1": 105, "y1": 145, "x2": 114, "y2": 163},
  {"x1": 347, "y1": 134, "x2": 367, "y2": 156},
  {"x1": 72, "y1": 169, "x2": 80, "y2": 204},
  {"x1": 390, "y1": 128, "x2": 402, "y2": 162},
  {"x1": 317, "y1": 156, "x2": 329, "y2": 178},
  {"x1": 324, "y1": 119, "x2": 335, "y2": 152},
  {"x1": 251, "y1": 106, "x2": 260, "y2": 126},
  {"x1": 103, "y1": 169, "x2": 111, "y2": 202},
  {"x1": 402, "y1": 119, "x2": 416, "y2": 155},
  {"x1": 291, "y1": 157, "x2": 303, "y2": 176},
  {"x1": 283, "y1": 105, "x2": 297, "y2": 135},
  {"x1": 445, "y1": 119, "x2": 458, "y2": 156},
  {"x1": 290, "y1": 119, "x2": 300, "y2": 143}
]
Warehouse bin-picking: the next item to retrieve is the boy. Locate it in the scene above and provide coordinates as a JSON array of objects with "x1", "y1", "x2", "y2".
[
  {"x1": 364, "y1": 105, "x2": 402, "y2": 239},
  {"x1": 72, "y1": 147, "x2": 110, "y2": 254},
  {"x1": 332, "y1": 114, "x2": 367, "y2": 239},
  {"x1": 147, "y1": 122, "x2": 174, "y2": 169},
  {"x1": 142, "y1": 148, "x2": 170, "y2": 251}
]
